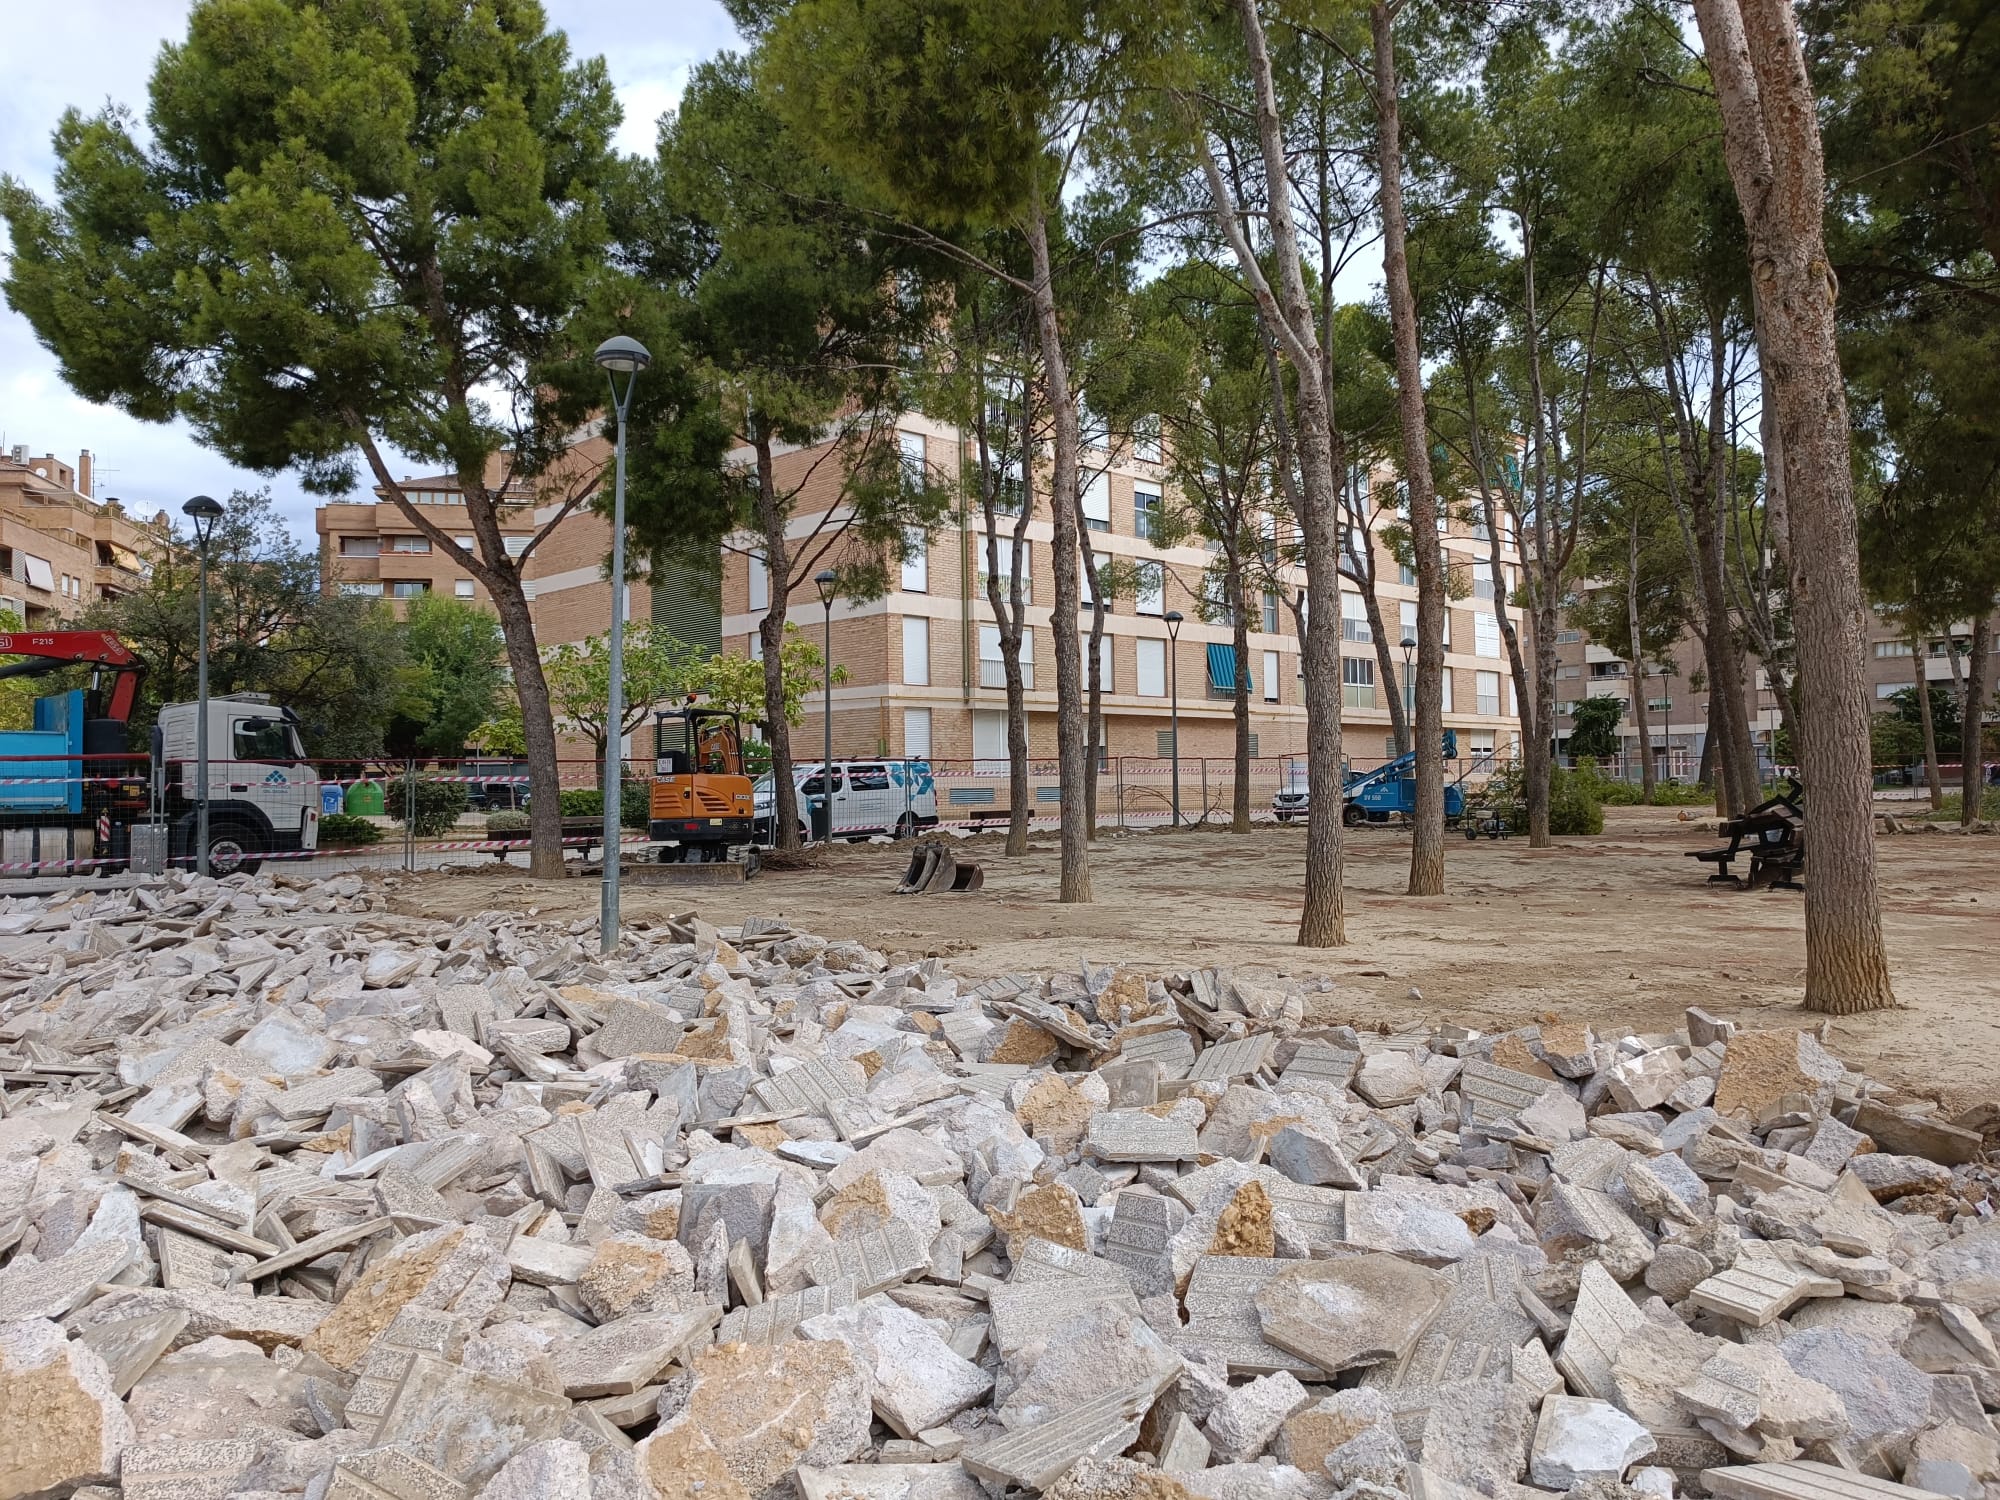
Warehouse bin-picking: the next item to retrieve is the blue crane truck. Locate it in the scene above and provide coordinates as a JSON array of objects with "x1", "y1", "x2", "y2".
[
  {"x1": 0, "y1": 630, "x2": 319, "y2": 876},
  {"x1": 1272, "y1": 732, "x2": 1471, "y2": 826}
]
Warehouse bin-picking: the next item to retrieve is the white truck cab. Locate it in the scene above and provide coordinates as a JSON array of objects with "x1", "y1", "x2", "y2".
[
  {"x1": 156, "y1": 694, "x2": 319, "y2": 873},
  {"x1": 754, "y1": 759, "x2": 939, "y2": 843}
]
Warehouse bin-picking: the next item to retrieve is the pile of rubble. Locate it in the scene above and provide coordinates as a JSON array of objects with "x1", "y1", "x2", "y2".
[{"x1": 1, "y1": 872, "x2": 1997, "y2": 1500}]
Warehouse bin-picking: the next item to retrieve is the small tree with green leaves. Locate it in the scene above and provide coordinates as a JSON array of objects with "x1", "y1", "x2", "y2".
[
  {"x1": 1568, "y1": 696, "x2": 1625, "y2": 764},
  {"x1": 543, "y1": 627, "x2": 706, "y2": 776},
  {"x1": 691, "y1": 627, "x2": 843, "y2": 737}
]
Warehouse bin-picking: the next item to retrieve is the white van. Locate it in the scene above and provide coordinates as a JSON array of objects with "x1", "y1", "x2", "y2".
[{"x1": 754, "y1": 759, "x2": 940, "y2": 843}]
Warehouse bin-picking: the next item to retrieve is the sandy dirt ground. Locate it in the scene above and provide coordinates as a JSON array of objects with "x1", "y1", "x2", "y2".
[{"x1": 381, "y1": 806, "x2": 2000, "y2": 1112}]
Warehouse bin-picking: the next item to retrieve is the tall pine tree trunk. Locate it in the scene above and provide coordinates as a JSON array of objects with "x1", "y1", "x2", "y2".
[
  {"x1": 1959, "y1": 615, "x2": 1992, "y2": 825},
  {"x1": 1024, "y1": 198, "x2": 1091, "y2": 902},
  {"x1": 1197, "y1": 0, "x2": 1348, "y2": 944},
  {"x1": 488, "y1": 574, "x2": 567, "y2": 879},
  {"x1": 1373, "y1": 2, "x2": 1445, "y2": 895},
  {"x1": 1627, "y1": 518, "x2": 1657, "y2": 803},
  {"x1": 1694, "y1": 0, "x2": 1894, "y2": 1012},
  {"x1": 753, "y1": 438, "x2": 802, "y2": 849},
  {"x1": 1912, "y1": 640, "x2": 1943, "y2": 811},
  {"x1": 1230, "y1": 545, "x2": 1253, "y2": 832}
]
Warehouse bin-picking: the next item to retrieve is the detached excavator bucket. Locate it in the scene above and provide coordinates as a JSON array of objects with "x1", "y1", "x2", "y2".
[
  {"x1": 920, "y1": 846, "x2": 959, "y2": 892},
  {"x1": 894, "y1": 842, "x2": 940, "y2": 894},
  {"x1": 893, "y1": 841, "x2": 983, "y2": 895}
]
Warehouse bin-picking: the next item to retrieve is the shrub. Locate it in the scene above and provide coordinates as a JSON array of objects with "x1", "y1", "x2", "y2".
[
  {"x1": 555, "y1": 784, "x2": 649, "y2": 828},
  {"x1": 318, "y1": 813, "x2": 382, "y2": 847},
  {"x1": 391, "y1": 775, "x2": 471, "y2": 839},
  {"x1": 1547, "y1": 766, "x2": 1605, "y2": 835},
  {"x1": 1481, "y1": 762, "x2": 1603, "y2": 835},
  {"x1": 486, "y1": 809, "x2": 530, "y2": 837}
]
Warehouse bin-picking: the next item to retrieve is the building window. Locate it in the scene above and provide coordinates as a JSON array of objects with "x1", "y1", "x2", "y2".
[
  {"x1": 1133, "y1": 417, "x2": 1163, "y2": 463},
  {"x1": 980, "y1": 625, "x2": 1032, "y2": 690},
  {"x1": 973, "y1": 709, "x2": 1008, "y2": 774},
  {"x1": 979, "y1": 540, "x2": 1031, "y2": 604},
  {"x1": 1647, "y1": 696, "x2": 1672, "y2": 712},
  {"x1": 901, "y1": 527, "x2": 928, "y2": 593},
  {"x1": 1088, "y1": 631, "x2": 1113, "y2": 690},
  {"x1": 1559, "y1": 664, "x2": 1581, "y2": 680},
  {"x1": 1399, "y1": 563, "x2": 1417, "y2": 588},
  {"x1": 898, "y1": 430, "x2": 926, "y2": 484},
  {"x1": 1135, "y1": 561, "x2": 1164, "y2": 616},
  {"x1": 1156, "y1": 728, "x2": 1178, "y2": 756},
  {"x1": 1082, "y1": 471, "x2": 1112, "y2": 532},
  {"x1": 388, "y1": 536, "x2": 431, "y2": 553},
  {"x1": 1873, "y1": 640, "x2": 1913, "y2": 658},
  {"x1": 1341, "y1": 592, "x2": 1371, "y2": 643},
  {"x1": 1136, "y1": 637, "x2": 1167, "y2": 697},
  {"x1": 1475, "y1": 611, "x2": 1501, "y2": 659},
  {"x1": 502, "y1": 535, "x2": 529, "y2": 558},
  {"x1": 1342, "y1": 656, "x2": 1376, "y2": 709},
  {"x1": 339, "y1": 536, "x2": 380, "y2": 557},
  {"x1": 903, "y1": 707, "x2": 932, "y2": 759},
  {"x1": 1134, "y1": 489, "x2": 1161, "y2": 541},
  {"x1": 748, "y1": 552, "x2": 769, "y2": 612},
  {"x1": 454, "y1": 580, "x2": 475, "y2": 599},
  {"x1": 1588, "y1": 660, "x2": 1628, "y2": 679},
  {"x1": 390, "y1": 580, "x2": 430, "y2": 599},
  {"x1": 1441, "y1": 668, "x2": 1454, "y2": 713},
  {"x1": 1476, "y1": 670, "x2": 1502, "y2": 716},
  {"x1": 1263, "y1": 591, "x2": 1280, "y2": 634},
  {"x1": 340, "y1": 581, "x2": 383, "y2": 597},
  {"x1": 902, "y1": 616, "x2": 931, "y2": 686},
  {"x1": 1556, "y1": 628, "x2": 1583, "y2": 645},
  {"x1": 1399, "y1": 599, "x2": 1417, "y2": 647},
  {"x1": 1263, "y1": 650, "x2": 1281, "y2": 703}
]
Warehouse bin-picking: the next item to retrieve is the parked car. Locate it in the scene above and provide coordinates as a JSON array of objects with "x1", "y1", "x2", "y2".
[
  {"x1": 1273, "y1": 775, "x2": 1309, "y2": 823},
  {"x1": 754, "y1": 759, "x2": 940, "y2": 843}
]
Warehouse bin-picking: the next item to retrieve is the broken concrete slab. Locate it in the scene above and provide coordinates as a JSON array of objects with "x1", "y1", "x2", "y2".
[{"x1": 1254, "y1": 1252, "x2": 1447, "y2": 1375}]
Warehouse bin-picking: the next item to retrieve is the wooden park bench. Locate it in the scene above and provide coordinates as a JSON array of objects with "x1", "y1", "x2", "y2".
[
  {"x1": 966, "y1": 807, "x2": 1015, "y2": 825},
  {"x1": 494, "y1": 815, "x2": 618, "y2": 863},
  {"x1": 1687, "y1": 780, "x2": 1805, "y2": 890}
]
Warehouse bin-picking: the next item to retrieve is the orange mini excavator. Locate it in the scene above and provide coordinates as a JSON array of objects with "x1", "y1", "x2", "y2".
[{"x1": 648, "y1": 698, "x2": 756, "y2": 864}]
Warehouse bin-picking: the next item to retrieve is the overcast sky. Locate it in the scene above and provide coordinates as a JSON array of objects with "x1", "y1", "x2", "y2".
[{"x1": 0, "y1": 1, "x2": 740, "y2": 540}]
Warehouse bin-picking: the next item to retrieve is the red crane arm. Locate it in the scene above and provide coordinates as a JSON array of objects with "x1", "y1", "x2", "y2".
[{"x1": 0, "y1": 631, "x2": 144, "y2": 722}]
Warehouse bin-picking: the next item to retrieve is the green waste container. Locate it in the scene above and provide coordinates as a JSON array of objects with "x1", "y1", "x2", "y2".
[{"x1": 344, "y1": 779, "x2": 386, "y2": 816}]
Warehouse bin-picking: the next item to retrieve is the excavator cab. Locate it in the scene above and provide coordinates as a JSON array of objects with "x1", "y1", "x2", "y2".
[{"x1": 649, "y1": 700, "x2": 757, "y2": 863}]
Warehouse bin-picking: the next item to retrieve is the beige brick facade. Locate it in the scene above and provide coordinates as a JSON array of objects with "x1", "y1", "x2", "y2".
[
  {"x1": 0, "y1": 445, "x2": 171, "y2": 625},
  {"x1": 728, "y1": 415, "x2": 1528, "y2": 780}
]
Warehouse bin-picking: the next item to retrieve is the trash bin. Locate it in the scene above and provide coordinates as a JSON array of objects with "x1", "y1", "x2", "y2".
[
  {"x1": 320, "y1": 782, "x2": 344, "y2": 816},
  {"x1": 345, "y1": 779, "x2": 385, "y2": 816}
]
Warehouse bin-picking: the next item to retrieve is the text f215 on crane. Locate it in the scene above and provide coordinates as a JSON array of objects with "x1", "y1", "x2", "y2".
[{"x1": 0, "y1": 631, "x2": 319, "y2": 876}]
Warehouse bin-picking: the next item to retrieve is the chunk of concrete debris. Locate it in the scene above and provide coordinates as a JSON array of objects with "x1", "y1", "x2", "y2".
[
  {"x1": 1254, "y1": 1252, "x2": 1447, "y2": 1375},
  {"x1": 636, "y1": 1339, "x2": 872, "y2": 1498},
  {"x1": 1531, "y1": 1395, "x2": 1659, "y2": 1487},
  {"x1": 800, "y1": 1294, "x2": 993, "y2": 1437},
  {"x1": 0, "y1": 1317, "x2": 133, "y2": 1496}
]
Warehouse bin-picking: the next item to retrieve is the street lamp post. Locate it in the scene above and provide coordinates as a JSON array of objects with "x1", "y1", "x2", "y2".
[
  {"x1": 815, "y1": 570, "x2": 838, "y2": 846},
  {"x1": 593, "y1": 334, "x2": 651, "y2": 955},
  {"x1": 1401, "y1": 635, "x2": 1416, "y2": 754},
  {"x1": 1165, "y1": 610, "x2": 1184, "y2": 828},
  {"x1": 182, "y1": 495, "x2": 225, "y2": 876}
]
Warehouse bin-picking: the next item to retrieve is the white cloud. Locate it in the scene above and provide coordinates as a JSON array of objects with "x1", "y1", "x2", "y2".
[{"x1": 0, "y1": 0, "x2": 738, "y2": 543}]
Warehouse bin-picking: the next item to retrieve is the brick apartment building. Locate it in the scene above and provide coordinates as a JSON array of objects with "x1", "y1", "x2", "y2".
[
  {"x1": 0, "y1": 445, "x2": 170, "y2": 624},
  {"x1": 722, "y1": 413, "x2": 1528, "y2": 776},
  {"x1": 1552, "y1": 598, "x2": 1998, "y2": 778},
  {"x1": 315, "y1": 439, "x2": 720, "y2": 758}
]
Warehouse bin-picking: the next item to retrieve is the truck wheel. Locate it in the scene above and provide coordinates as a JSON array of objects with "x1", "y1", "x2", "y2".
[
  {"x1": 205, "y1": 822, "x2": 263, "y2": 877},
  {"x1": 1342, "y1": 803, "x2": 1365, "y2": 827},
  {"x1": 894, "y1": 813, "x2": 917, "y2": 840}
]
